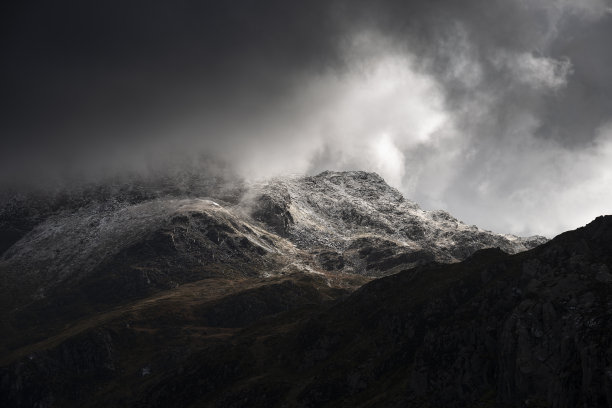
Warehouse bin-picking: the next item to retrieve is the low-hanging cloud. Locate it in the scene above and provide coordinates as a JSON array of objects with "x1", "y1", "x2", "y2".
[{"x1": 1, "y1": 0, "x2": 611, "y2": 237}]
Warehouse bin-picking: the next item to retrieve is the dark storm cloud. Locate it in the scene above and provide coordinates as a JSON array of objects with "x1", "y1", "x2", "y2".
[
  {"x1": 1, "y1": 0, "x2": 346, "y2": 180},
  {"x1": 363, "y1": 0, "x2": 612, "y2": 146},
  {"x1": 1, "y1": 0, "x2": 611, "y2": 235},
  {"x1": 2, "y1": 0, "x2": 608, "y2": 156},
  {"x1": 337, "y1": 0, "x2": 612, "y2": 235}
]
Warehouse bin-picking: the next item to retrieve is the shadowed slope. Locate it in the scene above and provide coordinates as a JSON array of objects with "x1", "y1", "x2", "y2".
[{"x1": 1, "y1": 216, "x2": 609, "y2": 407}]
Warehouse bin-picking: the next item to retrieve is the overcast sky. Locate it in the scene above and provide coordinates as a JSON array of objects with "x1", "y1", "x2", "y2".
[{"x1": 2, "y1": 0, "x2": 611, "y2": 237}]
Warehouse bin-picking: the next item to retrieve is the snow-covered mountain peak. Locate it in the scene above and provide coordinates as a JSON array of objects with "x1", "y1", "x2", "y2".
[{"x1": 247, "y1": 171, "x2": 547, "y2": 275}]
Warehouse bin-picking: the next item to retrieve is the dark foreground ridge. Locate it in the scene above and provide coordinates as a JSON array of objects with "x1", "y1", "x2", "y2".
[{"x1": 2, "y1": 171, "x2": 607, "y2": 408}]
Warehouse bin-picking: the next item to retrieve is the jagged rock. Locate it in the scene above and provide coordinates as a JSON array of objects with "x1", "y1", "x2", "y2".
[
  {"x1": 247, "y1": 171, "x2": 547, "y2": 275},
  {"x1": 250, "y1": 186, "x2": 294, "y2": 235}
]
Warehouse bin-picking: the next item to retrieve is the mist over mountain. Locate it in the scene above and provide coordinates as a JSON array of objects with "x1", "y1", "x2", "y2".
[
  {"x1": 2, "y1": 0, "x2": 612, "y2": 236},
  {"x1": 2, "y1": 1, "x2": 612, "y2": 406}
]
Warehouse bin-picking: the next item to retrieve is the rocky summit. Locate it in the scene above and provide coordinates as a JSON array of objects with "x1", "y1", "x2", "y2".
[
  {"x1": 2, "y1": 171, "x2": 610, "y2": 408},
  {"x1": 246, "y1": 171, "x2": 546, "y2": 276}
]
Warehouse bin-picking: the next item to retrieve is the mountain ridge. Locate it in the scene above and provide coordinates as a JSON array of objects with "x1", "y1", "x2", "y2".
[
  {"x1": 3, "y1": 170, "x2": 584, "y2": 408},
  {"x1": 246, "y1": 171, "x2": 547, "y2": 275},
  {"x1": 0, "y1": 171, "x2": 546, "y2": 317}
]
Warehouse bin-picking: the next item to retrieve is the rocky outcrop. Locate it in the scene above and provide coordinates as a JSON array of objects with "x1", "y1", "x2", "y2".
[
  {"x1": 247, "y1": 171, "x2": 547, "y2": 275},
  {"x1": 250, "y1": 186, "x2": 294, "y2": 236}
]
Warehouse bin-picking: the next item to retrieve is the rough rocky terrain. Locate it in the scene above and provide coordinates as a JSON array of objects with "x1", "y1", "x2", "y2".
[
  {"x1": 0, "y1": 171, "x2": 544, "y2": 321},
  {"x1": 246, "y1": 171, "x2": 546, "y2": 277},
  {"x1": 5, "y1": 170, "x2": 600, "y2": 408}
]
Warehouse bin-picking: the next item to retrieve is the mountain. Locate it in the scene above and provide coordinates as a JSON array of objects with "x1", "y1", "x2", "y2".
[
  {"x1": 0, "y1": 171, "x2": 543, "y2": 335},
  {"x1": 1, "y1": 170, "x2": 584, "y2": 408},
  {"x1": 247, "y1": 171, "x2": 546, "y2": 275}
]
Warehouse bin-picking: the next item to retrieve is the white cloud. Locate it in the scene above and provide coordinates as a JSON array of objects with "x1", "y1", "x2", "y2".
[
  {"x1": 493, "y1": 51, "x2": 573, "y2": 91},
  {"x1": 208, "y1": 32, "x2": 450, "y2": 188},
  {"x1": 440, "y1": 118, "x2": 612, "y2": 237},
  {"x1": 176, "y1": 25, "x2": 607, "y2": 239},
  {"x1": 368, "y1": 133, "x2": 406, "y2": 188}
]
